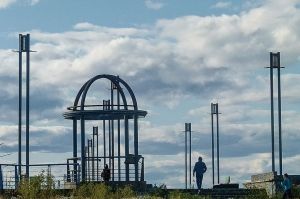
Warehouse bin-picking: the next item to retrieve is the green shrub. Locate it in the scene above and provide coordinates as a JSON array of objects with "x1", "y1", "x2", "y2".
[
  {"x1": 169, "y1": 190, "x2": 210, "y2": 199},
  {"x1": 150, "y1": 184, "x2": 168, "y2": 198},
  {"x1": 244, "y1": 189, "x2": 268, "y2": 199},
  {"x1": 73, "y1": 183, "x2": 95, "y2": 199},
  {"x1": 17, "y1": 171, "x2": 55, "y2": 199},
  {"x1": 73, "y1": 183, "x2": 137, "y2": 199},
  {"x1": 292, "y1": 186, "x2": 300, "y2": 198},
  {"x1": 116, "y1": 185, "x2": 136, "y2": 198},
  {"x1": 91, "y1": 183, "x2": 112, "y2": 199}
]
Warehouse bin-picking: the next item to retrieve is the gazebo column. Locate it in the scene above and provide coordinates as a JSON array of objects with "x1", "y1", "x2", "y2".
[
  {"x1": 125, "y1": 116, "x2": 129, "y2": 182},
  {"x1": 134, "y1": 114, "x2": 139, "y2": 182},
  {"x1": 81, "y1": 116, "x2": 86, "y2": 181},
  {"x1": 73, "y1": 119, "x2": 78, "y2": 183}
]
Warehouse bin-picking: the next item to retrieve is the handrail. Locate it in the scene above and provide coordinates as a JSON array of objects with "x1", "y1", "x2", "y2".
[{"x1": 67, "y1": 104, "x2": 135, "y2": 111}]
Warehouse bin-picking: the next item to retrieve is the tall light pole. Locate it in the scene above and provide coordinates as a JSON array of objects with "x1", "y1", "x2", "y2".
[
  {"x1": 184, "y1": 123, "x2": 192, "y2": 189},
  {"x1": 17, "y1": 34, "x2": 34, "y2": 179},
  {"x1": 268, "y1": 52, "x2": 283, "y2": 176},
  {"x1": 211, "y1": 103, "x2": 220, "y2": 185}
]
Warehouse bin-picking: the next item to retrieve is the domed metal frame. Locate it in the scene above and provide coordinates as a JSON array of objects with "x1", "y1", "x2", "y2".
[{"x1": 64, "y1": 74, "x2": 147, "y2": 182}]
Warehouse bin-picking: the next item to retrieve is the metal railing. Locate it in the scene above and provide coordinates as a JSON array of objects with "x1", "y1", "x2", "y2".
[
  {"x1": 0, "y1": 163, "x2": 79, "y2": 190},
  {"x1": 0, "y1": 157, "x2": 144, "y2": 190}
]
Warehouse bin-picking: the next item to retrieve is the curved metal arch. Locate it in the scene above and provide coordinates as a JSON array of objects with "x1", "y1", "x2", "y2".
[
  {"x1": 115, "y1": 77, "x2": 138, "y2": 110},
  {"x1": 73, "y1": 80, "x2": 90, "y2": 109},
  {"x1": 79, "y1": 74, "x2": 129, "y2": 111}
]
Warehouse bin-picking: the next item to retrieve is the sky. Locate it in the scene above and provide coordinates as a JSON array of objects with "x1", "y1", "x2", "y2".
[{"x1": 1, "y1": 0, "x2": 300, "y2": 188}]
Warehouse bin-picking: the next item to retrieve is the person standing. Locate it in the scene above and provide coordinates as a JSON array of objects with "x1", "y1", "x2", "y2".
[
  {"x1": 101, "y1": 164, "x2": 111, "y2": 182},
  {"x1": 282, "y1": 173, "x2": 292, "y2": 199},
  {"x1": 193, "y1": 156, "x2": 207, "y2": 192}
]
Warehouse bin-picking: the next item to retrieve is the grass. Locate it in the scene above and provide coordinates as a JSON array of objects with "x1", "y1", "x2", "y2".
[
  {"x1": 1, "y1": 173, "x2": 300, "y2": 199},
  {"x1": 17, "y1": 170, "x2": 56, "y2": 199},
  {"x1": 72, "y1": 183, "x2": 136, "y2": 199}
]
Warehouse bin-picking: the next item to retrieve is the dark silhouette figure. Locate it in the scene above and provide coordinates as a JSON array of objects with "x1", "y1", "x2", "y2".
[
  {"x1": 282, "y1": 173, "x2": 292, "y2": 199},
  {"x1": 193, "y1": 156, "x2": 207, "y2": 192},
  {"x1": 101, "y1": 164, "x2": 111, "y2": 182}
]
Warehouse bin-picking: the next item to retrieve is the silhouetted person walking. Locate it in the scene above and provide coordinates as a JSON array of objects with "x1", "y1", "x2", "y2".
[
  {"x1": 101, "y1": 164, "x2": 111, "y2": 182},
  {"x1": 193, "y1": 156, "x2": 207, "y2": 193},
  {"x1": 282, "y1": 173, "x2": 292, "y2": 199}
]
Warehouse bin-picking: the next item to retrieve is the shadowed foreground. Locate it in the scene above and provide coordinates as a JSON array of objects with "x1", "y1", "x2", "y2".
[{"x1": 2, "y1": 179, "x2": 300, "y2": 199}]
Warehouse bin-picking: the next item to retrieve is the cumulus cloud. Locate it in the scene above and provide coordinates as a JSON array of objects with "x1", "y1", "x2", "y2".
[
  {"x1": 145, "y1": 0, "x2": 164, "y2": 10},
  {"x1": 0, "y1": 0, "x2": 16, "y2": 9},
  {"x1": 212, "y1": 1, "x2": 232, "y2": 9},
  {"x1": 1, "y1": 0, "x2": 300, "y2": 187},
  {"x1": 0, "y1": 0, "x2": 39, "y2": 9},
  {"x1": 29, "y1": 0, "x2": 39, "y2": 5}
]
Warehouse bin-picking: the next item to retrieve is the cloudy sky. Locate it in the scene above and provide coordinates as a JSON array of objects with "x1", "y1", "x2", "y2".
[{"x1": 1, "y1": 0, "x2": 300, "y2": 188}]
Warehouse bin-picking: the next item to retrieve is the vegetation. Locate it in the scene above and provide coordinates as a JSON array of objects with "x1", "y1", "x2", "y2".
[
  {"x1": 17, "y1": 170, "x2": 56, "y2": 199},
  {"x1": 1, "y1": 174, "x2": 300, "y2": 199},
  {"x1": 72, "y1": 183, "x2": 136, "y2": 199}
]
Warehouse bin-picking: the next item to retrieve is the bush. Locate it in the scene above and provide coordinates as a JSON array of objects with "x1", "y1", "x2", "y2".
[
  {"x1": 72, "y1": 183, "x2": 94, "y2": 199},
  {"x1": 150, "y1": 184, "x2": 168, "y2": 198},
  {"x1": 91, "y1": 183, "x2": 112, "y2": 199},
  {"x1": 17, "y1": 171, "x2": 55, "y2": 199},
  {"x1": 292, "y1": 186, "x2": 300, "y2": 198},
  {"x1": 169, "y1": 190, "x2": 210, "y2": 199},
  {"x1": 73, "y1": 183, "x2": 137, "y2": 199},
  {"x1": 116, "y1": 185, "x2": 136, "y2": 198}
]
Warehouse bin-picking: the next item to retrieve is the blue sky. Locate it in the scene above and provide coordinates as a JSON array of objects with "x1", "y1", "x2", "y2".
[
  {"x1": 0, "y1": 0, "x2": 253, "y2": 48},
  {"x1": 1, "y1": 0, "x2": 300, "y2": 188}
]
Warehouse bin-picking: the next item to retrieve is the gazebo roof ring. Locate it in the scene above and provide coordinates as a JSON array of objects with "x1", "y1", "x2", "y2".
[
  {"x1": 64, "y1": 74, "x2": 147, "y2": 120},
  {"x1": 63, "y1": 109, "x2": 147, "y2": 120}
]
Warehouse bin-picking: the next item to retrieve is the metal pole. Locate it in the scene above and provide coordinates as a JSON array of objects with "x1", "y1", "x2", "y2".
[
  {"x1": 189, "y1": 123, "x2": 191, "y2": 189},
  {"x1": 211, "y1": 103, "x2": 215, "y2": 186},
  {"x1": 18, "y1": 34, "x2": 22, "y2": 180},
  {"x1": 117, "y1": 88, "x2": 121, "y2": 181},
  {"x1": 0, "y1": 165, "x2": 3, "y2": 190},
  {"x1": 14, "y1": 165, "x2": 18, "y2": 188},
  {"x1": 85, "y1": 146, "x2": 88, "y2": 181},
  {"x1": 141, "y1": 157, "x2": 144, "y2": 181},
  {"x1": 185, "y1": 123, "x2": 187, "y2": 189},
  {"x1": 73, "y1": 120, "x2": 77, "y2": 183},
  {"x1": 78, "y1": 164, "x2": 81, "y2": 183},
  {"x1": 90, "y1": 139, "x2": 92, "y2": 181},
  {"x1": 277, "y1": 53, "x2": 283, "y2": 176},
  {"x1": 96, "y1": 127, "x2": 99, "y2": 181},
  {"x1": 103, "y1": 120, "x2": 106, "y2": 166},
  {"x1": 216, "y1": 104, "x2": 220, "y2": 184},
  {"x1": 67, "y1": 159, "x2": 70, "y2": 182},
  {"x1": 111, "y1": 83, "x2": 115, "y2": 181},
  {"x1": 103, "y1": 100, "x2": 106, "y2": 166},
  {"x1": 25, "y1": 34, "x2": 30, "y2": 179},
  {"x1": 80, "y1": 117, "x2": 86, "y2": 181},
  {"x1": 134, "y1": 114, "x2": 139, "y2": 182},
  {"x1": 108, "y1": 100, "x2": 111, "y2": 169},
  {"x1": 125, "y1": 116, "x2": 129, "y2": 182},
  {"x1": 92, "y1": 129, "x2": 95, "y2": 181},
  {"x1": 270, "y1": 53, "x2": 275, "y2": 173},
  {"x1": 87, "y1": 139, "x2": 90, "y2": 181}
]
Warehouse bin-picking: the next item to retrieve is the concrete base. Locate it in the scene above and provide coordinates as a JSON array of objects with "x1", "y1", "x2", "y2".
[
  {"x1": 244, "y1": 172, "x2": 282, "y2": 197},
  {"x1": 244, "y1": 172, "x2": 300, "y2": 197},
  {"x1": 167, "y1": 188, "x2": 265, "y2": 198},
  {"x1": 244, "y1": 172, "x2": 280, "y2": 197},
  {"x1": 64, "y1": 182, "x2": 76, "y2": 189},
  {"x1": 213, "y1": 183, "x2": 239, "y2": 189}
]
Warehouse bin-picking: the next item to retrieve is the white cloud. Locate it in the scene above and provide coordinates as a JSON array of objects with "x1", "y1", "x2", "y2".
[
  {"x1": 1, "y1": 0, "x2": 300, "y2": 188},
  {"x1": 0, "y1": 0, "x2": 16, "y2": 9},
  {"x1": 0, "y1": 0, "x2": 39, "y2": 9},
  {"x1": 212, "y1": 1, "x2": 232, "y2": 9},
  {"x1": 145, "y1": 0, "x2": 164, "y2": 10},
  {"x1": 29, "y1": 0, "x2": 39, "y2": 5}
]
